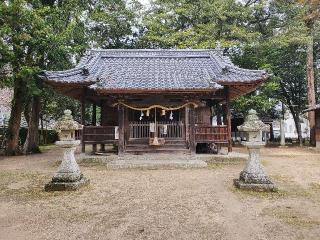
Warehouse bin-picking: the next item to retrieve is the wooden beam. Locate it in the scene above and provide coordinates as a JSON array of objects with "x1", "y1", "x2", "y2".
[
  {"x1": 118, "y1": 105, "x2": 125, "y2": 156},
  {"x1": 189, "y1": 105, "x2": 196, "y2": 154},
  {"x1": 92, "y1": 104, "x2": 97, "y2": 153},
  {"x1": 216, "y1": 103, "x2": 222, "y2": 125},
  {"x1": 100, "y1": 99, "x2": 105, "y2": 152},
  {"x1": 81, "y1": 88, "x2": 86, "y2": 153},
  {"x1": 185, "y1": 106, "x2": 190, "y2": 144},
  {"x1": 225, "y1": 87, "x2": 232, "y2": 153},
  {"x1": 92, "y1": 104, "x2": 97, "y2": 125}
]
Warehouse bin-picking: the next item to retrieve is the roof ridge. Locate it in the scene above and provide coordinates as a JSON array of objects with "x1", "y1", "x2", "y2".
[{"x1": 86, "y1": 48, "x2": 223, "y2": 53}]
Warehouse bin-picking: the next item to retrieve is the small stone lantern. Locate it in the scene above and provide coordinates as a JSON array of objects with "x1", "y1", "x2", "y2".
[
  {"x1": 45, "y1": 110, "x2": 89, "y2": 191},
  {"x1": 234, "y1": 109, "x2": 277, "y2": 192}
]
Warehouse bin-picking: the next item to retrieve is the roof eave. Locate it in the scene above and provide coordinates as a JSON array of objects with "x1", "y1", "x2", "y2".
[{"x1": 93, "y1": 88, "x2": 220, "y2": 94}]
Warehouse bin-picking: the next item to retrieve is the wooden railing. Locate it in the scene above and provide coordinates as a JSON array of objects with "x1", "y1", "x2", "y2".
[
  {"x1": 158, "y1": 121, "x2": 184, "y2": 139},
  {"x1": 129, "y1": 121, "x2": 184, "y2": 139},
  {"x1": 194, "y1": 125, "x2": 228, "y2": 143},
  {"x1": 129, "y1": 121, "x2": 150, "y2": 139},
  {"x1": 82, "y1": 126, "x2": 116, "y2": 144}
]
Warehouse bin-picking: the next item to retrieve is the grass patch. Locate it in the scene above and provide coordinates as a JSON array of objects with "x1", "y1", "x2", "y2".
[
  {"x1": 231, "y1": 186, "x2": 286, "y2": 200},
  {"x1": 231, "y1": 174, "x2": 313, "y2": 200},
  {"x1": 231, "y1": 175, "x2": 314, "y2": 201},
  {"x1": 309, "y1": 183, "x2": 320, "y2": 191},
  {"x1": 262, "y1": 207, "x2": 320, "y2": 228},
  {"x1": 0, "y1": 170, "x2": 73, "y2": 202},
  {"x1": 207, "y1": 163, "x2": 226, "y2": 169},
  {"x1": 39, "y1": 144, "x2": 57, "y2": 152}
]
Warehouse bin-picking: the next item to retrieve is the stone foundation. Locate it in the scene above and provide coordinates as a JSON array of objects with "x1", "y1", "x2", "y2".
[
  {"x1": 45, "y1": 176, "x2": 90, "y2": 191},
  {"x1": 239, "y1": 170, "x2": 272, "y2": 184},
  {"x1": 233, "y1": 179, "x2": 277, "y2": 192}
]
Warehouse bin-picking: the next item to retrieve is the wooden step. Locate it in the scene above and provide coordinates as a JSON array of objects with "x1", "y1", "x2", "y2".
[
  {"x1": 126, "y1": 143, "x2": 187, "y2": 149},
  {"x1": 125, "y1": 148, "x2": 190, "y2": 154},
  {"x1": 128, "y1": 139, "x2": 186, "y2": 144}
]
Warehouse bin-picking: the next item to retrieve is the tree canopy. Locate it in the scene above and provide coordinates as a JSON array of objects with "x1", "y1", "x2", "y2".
[{"x1": 0, "y1": 0, "x2": 319, "y2": 153}]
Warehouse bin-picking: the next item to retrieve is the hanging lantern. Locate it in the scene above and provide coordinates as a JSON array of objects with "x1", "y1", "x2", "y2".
[
  {"x1": 169, "y1": 111, "x2": 173, "y2": 120},
  {"x1": 161, "y1": 109, "x2": 166, "y2": 116},
  {"x1": 146, "y1": 109, "x2": 150, "y2": 117}
]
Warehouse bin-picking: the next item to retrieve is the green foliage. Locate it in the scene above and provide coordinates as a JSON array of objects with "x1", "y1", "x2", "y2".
[
  {"x1": 139, "y1": 0, "x2": 261, "y2": 48},
  {"x1": 89, "y1": 0, "x2": 142, "y2": 48},
  {"x1": 0, "y1": 0, "x2": 140, "y2": 125}
]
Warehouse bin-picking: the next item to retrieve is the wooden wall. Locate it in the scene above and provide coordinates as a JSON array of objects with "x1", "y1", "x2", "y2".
[
  {"x1": 194, "y1": 107, "x2": 211, "y2": 125},
  {"x1": 101, "y1": 104, "x2": 118, "y2": 126}
]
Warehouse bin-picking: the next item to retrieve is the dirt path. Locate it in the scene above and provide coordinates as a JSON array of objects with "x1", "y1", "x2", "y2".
[{"x1": 0, "y1": 147, "x2": 319, "y2": 240}]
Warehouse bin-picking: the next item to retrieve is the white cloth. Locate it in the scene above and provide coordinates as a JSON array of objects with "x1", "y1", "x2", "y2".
[
  {"x1": 163, "y1": 125, "x2": 167, "y2": 135},
  {"x1": 149, "y1": 123, "x2": 155, "y2": 133},
  {"x1": 114, "y1": 126, "x2": 119, "y2": 139}
]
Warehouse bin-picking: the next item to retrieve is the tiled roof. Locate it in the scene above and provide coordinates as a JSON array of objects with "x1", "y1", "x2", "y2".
[{"x1": 43, "y1": 49, "x2": 268, "y2": 92}]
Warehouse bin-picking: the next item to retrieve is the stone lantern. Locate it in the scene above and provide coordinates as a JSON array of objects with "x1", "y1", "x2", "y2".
[
  {"x1": 45, "y1": 110, "x2": 89, "y2": 191},
  {"x1": 234, "y1": 109, "x2": 277, "y2": 191}
]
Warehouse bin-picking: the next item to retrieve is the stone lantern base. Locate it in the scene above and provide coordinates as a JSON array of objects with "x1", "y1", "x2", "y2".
[
  {"x1": 45, "y1": 141, "x2": 90, "y2": 192},
  {"x1": 45, "y1": 174, "x2": 90, "y2": 191},
  {"x1": 233, "y1": 178, "x2": 277, "y2": 192},
  {"x1": 233, "y1": 143, "x2": 277, "y2": 192}
]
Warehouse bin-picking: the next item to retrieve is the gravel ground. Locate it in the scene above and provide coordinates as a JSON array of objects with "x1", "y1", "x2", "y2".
[{"x1": 0, "y1": 146, "x2": 319, "y2": 240}]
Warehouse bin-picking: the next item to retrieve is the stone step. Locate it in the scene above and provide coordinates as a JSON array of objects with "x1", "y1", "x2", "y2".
[{"x1": 107, "y1": 155, "x2": 207, "y2": 169}]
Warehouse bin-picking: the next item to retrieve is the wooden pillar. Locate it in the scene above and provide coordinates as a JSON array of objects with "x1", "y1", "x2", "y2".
[
  {"x1": 216, "y1": 103, "x2": 222, "y2": 125},
  {"x1": 92, "y1": 104, "x2": 97, "y2": 125},
  {"x1": 81, "y1": 93, "x2": 86, "y2": 153},
  {"x1": 222, "y1": 105, "x2": 227, "y2": 125},
  {"x1": 189, "y1": 105, "x2": 196, "y2": 154},
  {"x1": 118, "y1": 105, "x2": 125, "y2": 155},
  {"x1": 100, "y1": 100, "x2": 105, "y2": 152},
  {"x1": 185, "y1": 106, "x2": 190, "y2": 144},
  {"x1": 124, "y1": 108, "x2": 129, "y2": 145},
  {"x1": 225, "y1": 87, "x2": 232, "y2": 152},
  {"x1": 92, "y1": 104, "x2": 97, "y2": 153}
]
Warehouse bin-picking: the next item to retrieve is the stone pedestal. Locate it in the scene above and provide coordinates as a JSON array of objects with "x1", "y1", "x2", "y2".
[
  {"x1": 45, "y1": 110, "x2": 89, "y2": 191},
  {"x1": 233, "y1": 143, "x2": 277, "y2": 191},
  {"x1": 45, "y1": 141, "x2": 89, "y2": 191},
  {"x1": 234, "y1": 109, "x2": 277, "y2": 192}
]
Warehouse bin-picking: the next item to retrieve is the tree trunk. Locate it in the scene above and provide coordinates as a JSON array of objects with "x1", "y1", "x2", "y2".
[
  {"x1": 306, "y1": 27, "x2": 316, "y2": 146},
  {"x1": 6, "y1": 78, "x2": 26, "y2": 155},
  {"x1": 269, "y1": 123, "x2": 274, "y2": 141},
  {"x1": 23, "y1": 96, "x2": 41, "y2": 154},
  {"x1": 290, "y1": 109, "x2": 303, "y2": 147},
  {"x1": 24, "y1": 99, "x2": 32, "y2": 127}
]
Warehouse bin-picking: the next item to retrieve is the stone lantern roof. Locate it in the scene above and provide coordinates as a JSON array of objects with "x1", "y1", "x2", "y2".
[
  {"x1": 238, "y1": 109, "x2": 270, "y2": 132},
  {"x1": 54, "y1": 110, "x2": 81, "y2": 132}
]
